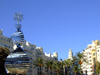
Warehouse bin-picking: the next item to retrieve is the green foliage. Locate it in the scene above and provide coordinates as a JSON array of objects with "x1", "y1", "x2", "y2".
[
  {"x1": 64, "y1": 59, "x2": 72, "y2": 67},
  {"x1": 76, "y1": 52, "x2": 88, "y2": 74},
  {"x1": 71, "y1": 56, "x2": 78, "y2": 66},
  {"x1": 76, "y1": 52, "x2": 84, "y2": 60},
  {"x1": 96, "y1": 61, "x2": 100, "y2": 74},
  {"x1": 45, "y1": 60, "x2": 54, "y2": 75},
  {"x1": 73, "y1": 66, "x2": 79, "y2": 75},
  {"x1": 52, "y1": 61, "x2": 64, "y2": 75},
  {"x1": 32, "y1": 52, "x2": 89, "y2": 75},
  {"x1": 0, "y1": 46, "x2": 10, "y2": 62},
  {"x1": 45, "y1": 60, "x2": 53, "y2": 69},
  {"x1": 0, "y1": 46, "x2": 10, "y2": 61},
  {"x1": 73, "y1": 66, "x2": 78, "y2": 73},
  {"x1": 0, "y1": 46, "x2": 10, "y2": 75},
  {"x1": 76, "y1": 52, "x2": 88, "y2": 63},
  {"x1": 33, "y1": 57, "x2": 44, "y2": 68},
  {"x1": 33, "y1": 57, "x2": 44, "y2": 75}
]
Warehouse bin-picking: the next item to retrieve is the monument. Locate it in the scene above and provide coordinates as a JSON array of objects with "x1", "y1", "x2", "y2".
[{"x1": 5, "y1": 12, "x2": 30, "y2": 74}]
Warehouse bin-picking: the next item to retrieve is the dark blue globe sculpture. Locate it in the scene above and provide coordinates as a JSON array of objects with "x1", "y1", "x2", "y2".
[{"x1": 5, "y1": 12, "x2": 30, "y2": 74}]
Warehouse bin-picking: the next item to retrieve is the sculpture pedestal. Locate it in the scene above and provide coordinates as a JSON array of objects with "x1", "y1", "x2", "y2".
[{"x1": 5, "y1": 46, "x2": 30, "y2": 74}]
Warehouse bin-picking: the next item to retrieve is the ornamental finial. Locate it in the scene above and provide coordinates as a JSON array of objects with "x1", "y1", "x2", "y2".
[{"x1": 13, "y1": 12, "x2": 24, "y2": 24}]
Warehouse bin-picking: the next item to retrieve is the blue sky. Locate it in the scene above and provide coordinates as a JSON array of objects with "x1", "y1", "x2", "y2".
[{"x1": 0, "y1": 0, "x2": 100, "y2": 60}]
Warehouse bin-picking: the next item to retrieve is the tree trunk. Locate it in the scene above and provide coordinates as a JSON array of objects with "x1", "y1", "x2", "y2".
[
  {"x1": 64, "y1": 67, "x2": 67, "y2": 75},
  {"x1": 67, "y1": 67, "x2": 69, "y2": 75},
  {"x1": 75, "y1": 72, "x2": 76, "y2": 75},
  {"x1": 79, "y1": 64, "x2": 82, "y2": 75},
  {"x1": 62, "y1": 68, "x2": 64, "y2": 75},
  {"x1": 40, "y1": 66, "x2": 41, "y2": 75},
  {"x1": 50, "y1": 68, "x2": 52, "y2": 75}
]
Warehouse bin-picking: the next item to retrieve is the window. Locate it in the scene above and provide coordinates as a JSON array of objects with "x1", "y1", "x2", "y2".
[
  {"x1": 90, "y1": 66, "x2": 92, "y2": 68},
  {"x1": 89, "y1": 53, "x2": 92, "y2": 55},
  {"x1": 31, "y1": 48, "x2": 33, "y2": 50},
  {"x1": 93, "y1": 53, "x2": 95, "y2": 56},
  {"x1": 23, "y1": 47, "x2": 25, "y2": 49},
  {"x1": 98, "y1": 54, "x2": 100, "y2": 56},
  {"x1": 89, "y1": 56, "x2": 91, "y2": 58},
  {"x1": 9, "y1": 46, "x2": 10, "y2": 48},
  {"x1": 90, "y1": 63, "x2": 92, "y2": 65},
  {"x1": 93, "y1": 58, "x2": 96, "y2": 64},
  {"x1": 5, "y1": 44, "x2": 7, "y2": 47},
  {"x1": 8, "y1": 40, "x2": 10, "y2": 42}
]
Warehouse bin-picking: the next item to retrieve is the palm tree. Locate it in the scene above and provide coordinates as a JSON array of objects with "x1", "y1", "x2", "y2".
[
  {"x1": 64, "y1": 59, "x2": 72, "y2": 75},
  {"x1": 71, "y1": 56, "x2": 80, "y2": 75},
  {"x1": 45, "y1": 60, "x2": 53, "y2": 75},
  {"x1": 52, "y1": 61, "x2": 64, "y2": 75},
  {"x1": 33, "y1": 57, "x2": 44, "y2": 75},
  {"x1": 0, "y1": 46, "x2": 10, "y2": 75},
  {"x1": 45, "y1": 61, "x2": 49, "y2": 74},
  {"x1": 60, "y1": 60, "x2": 64, "y2": 75},
  {"x1": 76, "y1": 52, "x2": 87, "y2": 74},
  {"x1": 71, "y1": 56, "x2": 78, "y2": 66},
  {"x1": 73, "y1": 66, "x2": 78, "y2": 75}
]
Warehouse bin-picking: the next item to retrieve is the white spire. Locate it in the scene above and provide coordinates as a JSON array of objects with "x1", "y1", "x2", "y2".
[{"x1": 68, "y1": 49, "x2": 73, "y2": 60}]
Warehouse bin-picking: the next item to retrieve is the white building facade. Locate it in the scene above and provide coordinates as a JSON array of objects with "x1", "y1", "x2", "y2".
[
  {"x1": 81, "y1": 40, "x2": 100, "y2": 75},
  {"x1": 0, "y1": 30, "x2": 13, "y2": 52}
]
